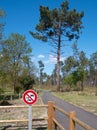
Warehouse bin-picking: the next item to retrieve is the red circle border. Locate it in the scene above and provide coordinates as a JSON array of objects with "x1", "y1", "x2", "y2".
[{"x1": 22, "y1": 90, "x2": 38, "y2": 105}]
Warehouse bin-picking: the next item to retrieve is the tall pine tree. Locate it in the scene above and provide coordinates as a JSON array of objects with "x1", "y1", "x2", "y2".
[{"x1": 30, "y1": 0, "x2": 84, "y2": 91}]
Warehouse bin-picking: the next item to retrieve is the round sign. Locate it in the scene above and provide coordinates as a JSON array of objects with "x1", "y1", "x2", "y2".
[{"x1": 22, "y1": 90, "x2": 38, "y2": 105}]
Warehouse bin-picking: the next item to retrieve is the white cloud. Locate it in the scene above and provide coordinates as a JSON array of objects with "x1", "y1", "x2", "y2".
[
  {"x1": 60, "y1": 56, "x2": 66, "y2": 61},
  {"x1": 44, "y1": 55, "x2": 56, "y2": 64},
  {"x1": 44, "y1": 60, "x2": 50, "y2": 64},
  {"x1": 38, "y1": 54, "x2": 45, "y2": 58},
  {"x1": 49, "y1": 55, "x2": 57, "y2": 63},
  {"x1": 44, "y1": 55, "x2": 66, "y2": 64}
]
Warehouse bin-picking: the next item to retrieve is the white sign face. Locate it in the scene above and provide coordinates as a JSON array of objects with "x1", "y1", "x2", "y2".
[{"x1": 23, "y1": 90, "x2": 37, "y2": 105}]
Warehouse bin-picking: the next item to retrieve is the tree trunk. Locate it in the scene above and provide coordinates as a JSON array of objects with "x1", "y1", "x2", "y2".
[
  {"x1": 57, "y1": 44, "x2": 60, "y2": 91},
  {"x1": 57, "y1": 21, "x2": 61, "y2": 91},
  {"x1": 81, "y1": 80, "x2": 84, "y2": 91}
]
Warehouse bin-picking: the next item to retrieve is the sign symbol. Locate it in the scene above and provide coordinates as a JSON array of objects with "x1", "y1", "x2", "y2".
[
  {"x1": 22, "y1": 90, "x2": 38, "y2": 105},
  {"x1": 26, "y1": 93, "x2": 34, "y2": 102}
]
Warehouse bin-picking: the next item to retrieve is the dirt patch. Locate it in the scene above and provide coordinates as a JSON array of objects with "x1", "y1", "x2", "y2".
[{"x1": 0, "y1": 100, "x2": 12, "y2": 106}]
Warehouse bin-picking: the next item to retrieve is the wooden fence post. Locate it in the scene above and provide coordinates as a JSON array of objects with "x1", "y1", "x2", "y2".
[
  {"x1": 48, "y1": 101, "x2": 55, "y2": 130},
  {"x1": 69, "y1": 111, "x2": 76, "y2": 130}
]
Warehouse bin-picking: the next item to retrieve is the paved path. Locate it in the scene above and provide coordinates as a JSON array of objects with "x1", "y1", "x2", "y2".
[{"x1": 42, "y1": 91, "x2": 97, "y2": 130}]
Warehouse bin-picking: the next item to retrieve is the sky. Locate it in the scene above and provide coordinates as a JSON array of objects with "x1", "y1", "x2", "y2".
[{"x1": 0, "y1": 0, "x2": 97, "y2": 75}]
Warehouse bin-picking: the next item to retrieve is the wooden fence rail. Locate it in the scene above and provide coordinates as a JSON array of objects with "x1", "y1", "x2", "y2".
[
  {"x1": 0, "y1": 101, "x2": 95, "y2": 130},
  {"x1": 48, "y1": 101, "x2": 95, "y2": 130}
]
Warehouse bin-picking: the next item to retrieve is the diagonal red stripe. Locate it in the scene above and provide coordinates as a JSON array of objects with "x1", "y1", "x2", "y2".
[{"x1": 26, "y1": 93, "x2": 34, "y2": 101}]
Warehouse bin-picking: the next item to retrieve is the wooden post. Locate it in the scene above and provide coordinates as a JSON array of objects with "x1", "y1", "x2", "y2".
[
  {"x1": 69, "y1": 111, "x2": 76, "y2": 130},
  {"x1": 48, "y1": 101, "x2": 55, "y2": 130}
]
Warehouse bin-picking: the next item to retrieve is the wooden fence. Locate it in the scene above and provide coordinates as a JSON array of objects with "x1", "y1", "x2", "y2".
[
  {"x1": 0, "y1": 101, "x2": 95, "y2": 130},
  {"x1": 48, "y1": 101, "x2": 95, "y2": 130}
]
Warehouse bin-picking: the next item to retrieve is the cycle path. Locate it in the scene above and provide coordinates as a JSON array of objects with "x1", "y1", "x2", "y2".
[{"x1": 42, "y1": 91, "x2": 97, "y2": 130}]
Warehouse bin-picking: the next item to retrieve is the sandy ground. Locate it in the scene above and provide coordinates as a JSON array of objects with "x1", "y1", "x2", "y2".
[{"x1": 0, "y1": 97, "x2": 47, "y2": 129}]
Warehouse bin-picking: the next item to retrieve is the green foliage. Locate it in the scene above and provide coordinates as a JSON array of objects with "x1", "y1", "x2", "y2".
[
  {"x1": 72, "y1": 68, "x2": 87, "y2": 84},
  {"x1": 62, "y1": 56, "x2": 78, "y2": 75},
  {"x1": 0, "y1": 88, "x2": 4, "y2": 94},
  {"x1": 63, "y1": 65, "x2": 87, "y2": 91},
  {"x1": 90, "y1": 51, "x2": 97, "y2": 70},
  {"x1": 0, "y1": 8, "x2": 6, "y2": 40},
  {"x1": 64, "y1": 74, "x2": 73, "y2": 86},
  {"x1": 14, "y1": 86, "x2": 22, "y2": 94},
  {"x1": 62, "y1": 48, "x2": 97, "y2": 92},
  {"x1": 20, "y1": 76, "x2": 35, "y2": 91},
  {"x1": 0, "y1": 33, "x2": 35, "y2": 92},
  {"x1": 62, "y1": 45, "x2": 89, "y2": 91},
  {"x1": 89, "y1": 51, "x2": 97, "y2": 89},
  {"x1": 30, "y1": 1, "x2": 84, "y2": 42}
]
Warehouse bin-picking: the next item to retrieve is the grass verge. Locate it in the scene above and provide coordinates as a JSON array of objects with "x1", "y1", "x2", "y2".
[{"x1": 53, "y1": 91, "x2": 97, "y2": 115}]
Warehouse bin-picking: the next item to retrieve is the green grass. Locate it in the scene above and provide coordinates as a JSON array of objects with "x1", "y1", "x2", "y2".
[{"x1": 53, "y1": 91, "x2": 97, "y2": 114}]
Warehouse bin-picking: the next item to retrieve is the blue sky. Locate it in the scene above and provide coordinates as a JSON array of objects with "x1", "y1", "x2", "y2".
[{"x1": 0, "y1": 0, "x2": 97, "y2": 75}]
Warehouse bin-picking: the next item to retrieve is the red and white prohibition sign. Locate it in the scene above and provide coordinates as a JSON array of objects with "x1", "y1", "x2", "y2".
[{"x1": 22, "y1": 90, "x2": 38, "y2": 105}]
